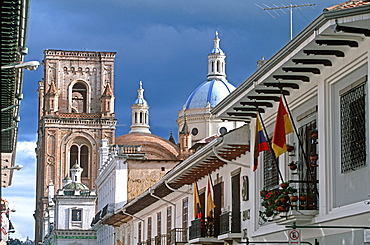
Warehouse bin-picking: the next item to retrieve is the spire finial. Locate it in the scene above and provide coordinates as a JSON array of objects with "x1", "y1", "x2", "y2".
[
  {"x1": 138, "y1": 81, "x2": 144, "y2": 99},
  {"x1": 214, "y1": 31, "x2": 220, "y2": 49}
]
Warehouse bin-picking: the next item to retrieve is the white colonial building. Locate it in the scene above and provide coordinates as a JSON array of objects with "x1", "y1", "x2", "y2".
[
  {"x1": 92, "y1": 83, "x2": 181, "y2": 244},
  {"x1": 99, "y1": 1, "x2": 370, "y2": 244},
  {"x1": 43, "y1": 163, "x2": 97, "y2": 245},
  {"x1": 212, "y1": 1, "x2": 370, "y2": 244}
]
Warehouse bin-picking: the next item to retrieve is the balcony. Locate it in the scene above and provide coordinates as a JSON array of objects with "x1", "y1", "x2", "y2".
[
  {"x1": 188, "y1": 218, "x2": 223, "y2": 244},
  {"x1": 218, "y1": 212, "x2": 242, "y2": 241},
  {"x1": 170, "y1": 228, "x2": 187, "y2": 245},
  {"x1": 155, "y1": 234, "x2": 168, "y2": 245}
]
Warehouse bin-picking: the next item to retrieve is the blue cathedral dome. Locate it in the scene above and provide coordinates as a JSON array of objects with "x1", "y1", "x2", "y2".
[{"x1": 184, "y1": 79, "x2": 235, "y2": 109}]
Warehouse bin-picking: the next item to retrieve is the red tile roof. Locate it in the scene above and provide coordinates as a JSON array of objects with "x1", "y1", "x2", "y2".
[{"x1": 325, "y1": 0, "x2": 370, "y2": 11}]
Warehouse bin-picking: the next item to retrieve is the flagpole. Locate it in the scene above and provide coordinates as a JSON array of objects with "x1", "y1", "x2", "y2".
[
  {"x1": 281, "y1": 94, "x2": 319, "y2": 198},
  {"x1": 257, "y1": 111, "x2": 285, "y2": 183}
]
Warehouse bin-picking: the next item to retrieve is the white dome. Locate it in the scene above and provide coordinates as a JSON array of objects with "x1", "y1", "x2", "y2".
[{"x1": 184, "y1": 79, "x2": 235, "y2": 109}]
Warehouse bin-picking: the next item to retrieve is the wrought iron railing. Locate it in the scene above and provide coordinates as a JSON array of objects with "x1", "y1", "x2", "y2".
[
  {"x1": 289, "y1": 180, "x2": 318, "y2": 211},
  {"x1": 170, "y1": 228, "x2": 187, "y2": 244},
  {"x1": 189, "y1": 218, "x2": 205, "y2": 240},
  {"x1": 154, "y1": 234, "x2": 167, "y2": 245},
  {"x1": 188, "y1": 217, "x2": 219, "y2": 240},
  {"x1": 219, "y1": 212, "x2": 230, "y2": 235}
]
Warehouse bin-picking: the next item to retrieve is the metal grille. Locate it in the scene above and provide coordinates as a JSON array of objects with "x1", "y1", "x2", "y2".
[
  {"x1": 341, "y1": 83, "x2": 366, "y2": 173},
  {"x1": 297, "y1": 120, "x2": 318, "y2": 210},
  {"x1": 263, "y1": 149, "x2": 279, "y2": 189}
]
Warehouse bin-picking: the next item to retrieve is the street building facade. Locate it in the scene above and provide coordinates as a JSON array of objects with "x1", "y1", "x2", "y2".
[{"x1": 99, "y1": 1, "x2": 370, "y2": 244}]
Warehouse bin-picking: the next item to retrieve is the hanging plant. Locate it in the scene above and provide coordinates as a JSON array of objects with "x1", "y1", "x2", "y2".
[
  {"x1": 260, "y1": 189, "x2": 268, "y2": 198},
  {"x1": 310, "y1": 153, "x2": 318, "y2": 162},
  {"x1": 286, "y1": 144, "x2": 294, "y2": 152},
  {"x1": 290, "y1": 195, "x2": 299, "y2": 202},
  {"x1": 279, "y1": 194, "x2": 289, "y2": 203},
  {"x1": 310, "y1": 129, "x2": 318, "y2": 140},
  {"x1": 280, "y1": 182, "x2": 289, "y2": 189},
  {"x1": 288, "y1": 161, "x2": 297, "y2": 170},
  {"x1": 299, "y1": 193, "x2": 307, "y2": 202}
]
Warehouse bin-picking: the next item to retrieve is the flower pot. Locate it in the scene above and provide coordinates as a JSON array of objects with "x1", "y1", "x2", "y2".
[
  {"x1": 260, "y1": 190, "x2": 267, "y2": 197},
  {"x1": 265, "y1": 211, "x2": 273, "y2": 217},
  {"x1": 289, "y1": 195, "x2": 298, "y2": 202},
  {"x1": 280, "y1": 183, "x2": 289, "y2": 189},
  {"x1": 280, "y1": 197, "x2": 288, "y2": 203},
  {"x1": 277, "y1": 206, "x2": 286, "y2": 212},
  {"x1": 299, "y1": 196, "x2": 306, "y2": 202},
  {"x1": 311, "y1": 132, "x2": 318, "y2": 140},
  {"x1": 310, "y1": 154, "x2": 318, "y2": 162},
  {"x1": 286, "y1": 145, "x2": 294, "y2": 152}
]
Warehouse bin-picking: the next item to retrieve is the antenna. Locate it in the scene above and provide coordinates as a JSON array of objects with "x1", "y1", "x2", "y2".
[{"x1": 256, "y1": 3, "x2": 316, "y2": 40}]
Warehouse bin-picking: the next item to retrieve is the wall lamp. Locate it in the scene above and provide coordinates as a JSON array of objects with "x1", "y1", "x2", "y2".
[
  {"x1": 2, "y1": 165, "x2": 23, "y2": 171},
  {"x1": 1, "y1": 61, "x2": 40, "y2": 71}
]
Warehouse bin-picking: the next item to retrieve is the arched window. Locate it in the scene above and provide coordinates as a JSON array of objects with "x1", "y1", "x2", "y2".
[
  {"x1": 140, "y1": 112, "x2": 143, "y2": 123},
  {"x1": 70, "y1": 145, "x2": 78, "y2": 167},
  {"x1": 72, "y1": 82, "x2": 87, "y2": 113},
  {"x1": 135, "y1": 112, "x2": 138, "y2": 123},
  {"x1": 217, "y1": 60, "x2": 220, "y2": 72},
  {"x1": 80, "y1": 146, "x2": 89, "y2": 177},
  {"x1": 69, "y1": 144, "x2": 89, "y2": 178}
]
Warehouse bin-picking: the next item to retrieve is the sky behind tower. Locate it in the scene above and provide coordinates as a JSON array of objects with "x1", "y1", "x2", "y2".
[{"x1": 4, "y1": 0, "x2": 341, "y2": 240}]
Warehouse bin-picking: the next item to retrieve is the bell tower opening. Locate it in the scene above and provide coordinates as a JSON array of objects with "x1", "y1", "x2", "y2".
[
  {"x1": 69, "y1": 144, "x2": 90, "y2": 178},
  {"x1": 71, "y1": 82, "x2": 87, "y2": 113}
]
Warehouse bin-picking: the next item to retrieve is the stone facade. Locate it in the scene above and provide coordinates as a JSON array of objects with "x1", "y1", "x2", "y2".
[
  {"x1": 127, "y1": 160, "x2": 178, "y2": 201},
  {"x1": 35, "y1": 50, "x2": 117, "y2": 244}
]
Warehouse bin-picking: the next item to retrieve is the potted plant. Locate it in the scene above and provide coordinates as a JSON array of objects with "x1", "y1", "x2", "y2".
[
  {"x1": 260, "y1": 189, "x2": 268, "y2": 198},
  {"x1": 290, "y1": 195, "x2": 299, "y2": 202},
  {"x1": 310, "y1": 152, "x2": 318, "y2": 162},
  {"x1": 288, "y1": 161, "x2": 297, "y2": 170},
  {"x1": 280, "y1": 182, "x2": 289, "y2": 189},
  {"x1": 259, "y1": 188, "x2": 282, "y2": 221},
  {"x1": 286, "y1": 144, "x2": 294, "y2": 152},
  {"x1": 276, "y1": 205, "x2": 286, "y2": 212},
  {"x1": 310, "y1": 129, "x2": 318, "y2": 140},
  {"x1": 299, "y1": 193, "x2": 307, "y2": 202},
  {"x1": 279, "y1": 194, "x2": 289, "y2": 203}
]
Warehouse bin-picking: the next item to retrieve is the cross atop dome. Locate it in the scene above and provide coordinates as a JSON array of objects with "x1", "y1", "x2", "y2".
[
  {"x1": 210, "y1": 31, "x2": 224, "y2": 55},
  {"x1": 134, "y1": 81, "x2": 148, "y2": 105}
]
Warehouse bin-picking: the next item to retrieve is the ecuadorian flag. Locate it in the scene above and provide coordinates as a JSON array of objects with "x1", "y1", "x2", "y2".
[{"x1": 254, "y1": 115, "x2": 268, "y2": 171}]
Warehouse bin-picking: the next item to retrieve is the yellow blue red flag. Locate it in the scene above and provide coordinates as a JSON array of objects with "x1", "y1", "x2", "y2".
[
  {"x1": 253, "y1": 115, "x2": 268, "y2": 171},
  {"x1": 193, "y1": 182, "x2": 202, "y2": 219}
]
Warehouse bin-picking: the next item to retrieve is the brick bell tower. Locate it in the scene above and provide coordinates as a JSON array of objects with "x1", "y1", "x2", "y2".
[{"x1": 34, "y1": 50, "x2": 117, "y2": 243}]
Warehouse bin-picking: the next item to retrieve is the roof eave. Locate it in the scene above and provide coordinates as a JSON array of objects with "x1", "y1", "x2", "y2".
[{"x1": 211, "y1": 12, "x2": 327, "y2": 116}]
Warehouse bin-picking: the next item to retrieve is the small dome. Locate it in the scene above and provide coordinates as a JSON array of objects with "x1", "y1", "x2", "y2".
[
  {"x1": 133, "y1": 81, "x2": 148, "y2": 105},
  {"x1": 134, "y1": 97, "x2": 148, "y2": 105},
  {"x1": 71, "y1": 162, "x2": 82, "y2": 170},
  {"x1": 63, "y1": 182, "x2": 90, "y2": 196},
  {"x1": 184, "y1": 79, "x2": 235, "y2": 109},
  {"x1": 210, "y1": 46, "x2": 224, "y2": 55},
  {"x1": 115, "y1": 132, "x2": 179, "y2": 160},
  {"x1": 63, "y1": 182, "x2": 89, "y2": 190}
]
